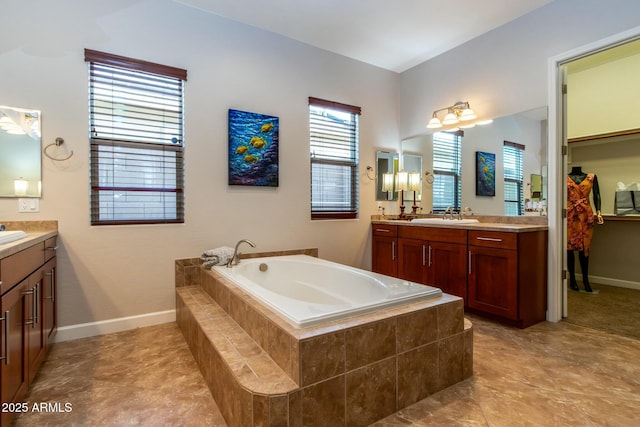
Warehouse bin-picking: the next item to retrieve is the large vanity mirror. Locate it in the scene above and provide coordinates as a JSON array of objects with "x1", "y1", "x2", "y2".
[
  {"x1": 0, "y1": 106, "x2": 42, "y2": 197},
  {"x1": 400, "y1": 106, "x2": 548, "y2": 215}
]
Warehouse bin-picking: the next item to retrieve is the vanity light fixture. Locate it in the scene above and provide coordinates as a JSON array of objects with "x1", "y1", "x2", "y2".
[
  {"x1": 0, "y1": 116, "x2": 25, "y2": 135},
  {"x1": 381, "y1": 172, "x2": 394, "y2": 200},
  {"x1": 427, "y1": 101, "x2": 477, "y2": 129}
]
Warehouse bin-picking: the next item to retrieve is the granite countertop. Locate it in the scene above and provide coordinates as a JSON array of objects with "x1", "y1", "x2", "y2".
[
  {"x1": 371, "y1": 216, "x2": 548, "y2": 233},
  {"x1": 0, "y1": 221, "x2": 58, "y2": 258}
]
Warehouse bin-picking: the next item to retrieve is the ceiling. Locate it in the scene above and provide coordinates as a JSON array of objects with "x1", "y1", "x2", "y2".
[{"x1": 173, "y1": 0, "x2": 554, "y2": 73}]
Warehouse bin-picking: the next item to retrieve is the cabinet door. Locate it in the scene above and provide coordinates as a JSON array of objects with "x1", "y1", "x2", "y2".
[
  {"x1": 397, "y1": 239, "x2": 427, "y2": 284},
  {"x1": 428, "y1": 242, "x2": 468, "y2": 301},
  {"x1": 372, "y1": 236, "x2": 397, "y2": 276},
  {"x1": 468, "y1": 246, "x2": 518, "y2": 319},
  {"x1": 1, "y1": 281, "x2": 28, "y2": 427},
  {"x1": 43, "y1": 258, "x2": 57, "y2": 347},
  {"x1": 26, "y1": 270, "x2": 45, "y2": 384}
]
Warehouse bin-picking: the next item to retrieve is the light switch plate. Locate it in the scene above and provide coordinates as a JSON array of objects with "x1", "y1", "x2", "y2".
[{"x1": 18, "y1": 198, "x2": 40, "y2": 213}]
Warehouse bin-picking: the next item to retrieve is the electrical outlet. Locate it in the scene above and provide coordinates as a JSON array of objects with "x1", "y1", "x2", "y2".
[{"x1": 18, "y1": 198, "x2": 40, "y2": 213}]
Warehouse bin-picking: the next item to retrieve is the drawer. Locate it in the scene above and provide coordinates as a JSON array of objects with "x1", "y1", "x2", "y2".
[
  {"x1": 372, "y1": 224, "x2": 398, "y2": 237},
  {"x1": 399, "y1": 226, "x2": 467, "y2": 244},
  {"x1": 44, "y1": 236, "x2": 58, "y2": 261},
  {"x1": 468, "y1": 230, "x2": 517, "y2": 250},
  {"x1": 1, "y1": 242, "x2": 45, "y2": 294}
]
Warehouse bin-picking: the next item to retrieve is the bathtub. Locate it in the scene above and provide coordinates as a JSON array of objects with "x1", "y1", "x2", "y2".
[{"x1": 213, "y1": 254, "x2": 442, "y2": 328}]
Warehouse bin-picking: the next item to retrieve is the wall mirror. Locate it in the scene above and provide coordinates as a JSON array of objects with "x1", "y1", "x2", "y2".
[
  {"x1": 376, "y1": 151, "x2": 398, "y2": 201},
  {"x1": 401, "y1": 106, "x2": 548, "y2": 215},
  {"x1": 0, "y1": 106, "x2": 42, "y2": 197}
]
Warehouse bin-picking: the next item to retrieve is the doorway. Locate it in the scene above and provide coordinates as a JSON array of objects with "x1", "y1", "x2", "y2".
[{"x1": 549, "y1": 30, "x2": 640, "y2": 339}]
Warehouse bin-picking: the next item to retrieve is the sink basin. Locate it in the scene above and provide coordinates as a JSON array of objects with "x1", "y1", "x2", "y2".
[
  {"x1": 0, "y1": 230, "x2": 28, "y2": 245},
  {"x1": 411, "y1": 218, "x2": 480, "y2": 225}
]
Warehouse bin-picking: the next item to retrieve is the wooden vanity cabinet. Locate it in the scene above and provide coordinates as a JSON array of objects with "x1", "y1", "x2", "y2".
[
  {"x1": 467, "y1": 230, "x2": 547, "y2": 328},
  {"x1": 0, "y1": 236, "x2": 57, "y2": 427},
  {"x1": 1, "y1": 280, "x2": 28, "y2": 427},
  {"x1": 372, "y1": 224, "x2": 398, "y2": 276},
  {"x1": 397, "y1": 226, "x2": 468, "y2": 301}
]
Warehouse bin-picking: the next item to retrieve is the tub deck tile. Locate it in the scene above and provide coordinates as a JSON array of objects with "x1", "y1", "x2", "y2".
[
  {"x1": 176, "y1": 257, "x2": 473, "y2": 427},
  {"x1": 176, "y1": 287, "x2": 298, "y2": 398}
]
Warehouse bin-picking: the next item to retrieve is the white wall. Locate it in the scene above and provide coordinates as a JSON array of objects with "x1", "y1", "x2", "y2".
[
  {"x1": 0, "y1": 0, "x2": 399, "y2": 331},
  {"x1": 399, "y1": 0, "x2": 640, "y2": 139}
]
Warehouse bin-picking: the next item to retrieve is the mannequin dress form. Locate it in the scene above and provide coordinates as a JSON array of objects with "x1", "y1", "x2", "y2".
[{"x1": 567, "y1": 166, "x2": 604, "y2": 292}]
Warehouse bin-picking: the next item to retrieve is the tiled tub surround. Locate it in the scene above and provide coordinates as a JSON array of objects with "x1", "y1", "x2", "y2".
[{"x1": 175, "y1": 252, "x2": 473, "y2": 427}]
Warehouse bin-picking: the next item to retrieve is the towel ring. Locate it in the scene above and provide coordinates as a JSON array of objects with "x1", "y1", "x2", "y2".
[
  {"x1": 424, "y1": 171, "x2": 435, "y2": 184},
  {"x1": 365, "y1": 165, "x2": 375, "y2": 181},
  {"x1": 44, "y1": 137, "x2": 74, "y2": 161}
]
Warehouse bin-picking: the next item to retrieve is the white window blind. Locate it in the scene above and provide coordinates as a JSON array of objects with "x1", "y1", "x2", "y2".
[
  {"x1": 504, "y1": 141, "x2": 524, "y2": 216},
  {"x1": 86, "y1": 49, "x2": 187, "y2": 225},
  {"x1": 309, "y1": 97, "x2": 360, "y2": 219},
  {"x1": 432, "y1": 131, "x2": 462, "y2": 212}
]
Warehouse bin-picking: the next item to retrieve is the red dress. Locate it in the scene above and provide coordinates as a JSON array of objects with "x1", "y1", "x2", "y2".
[{"x1": 567, "y1": 174, "x2": 596, "y2": 255}]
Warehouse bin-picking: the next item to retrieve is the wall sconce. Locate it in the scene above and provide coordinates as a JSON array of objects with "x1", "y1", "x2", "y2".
[
  {"x1": 396, "y1": 171, "x2": 408, "y2": 218},
  {"x1": 409, "y1": 171, "x2": 421, "y2": 214},
  {"x1": 427, "y1": 101, "x2": 477, "y2": 129},
  {"x1": 14, "y1": 177, "x2": 28, "y2": 196},
  {"x1": 381, "y1": 172, "x2": 394, "y2": 200}
]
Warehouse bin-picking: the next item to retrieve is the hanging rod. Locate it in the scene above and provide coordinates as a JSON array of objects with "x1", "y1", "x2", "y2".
[{"x1": 43, "y1": 137, "x2": 74, "y2": 161}]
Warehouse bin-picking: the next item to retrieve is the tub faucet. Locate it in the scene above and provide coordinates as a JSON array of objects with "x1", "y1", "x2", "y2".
[{"x1": 227, "y1": 239, "x2": 256, "y2": 267}]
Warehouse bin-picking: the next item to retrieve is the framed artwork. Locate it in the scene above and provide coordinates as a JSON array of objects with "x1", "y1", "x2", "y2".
[
  {"x1": 228, "y1": 109, "x2": 279, "y2": 186},
  {"x1": 476, "y1": 151, "x2": 496, "y2": 196}
]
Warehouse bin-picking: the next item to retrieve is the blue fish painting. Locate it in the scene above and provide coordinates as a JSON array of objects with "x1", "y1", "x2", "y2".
[
  {"x1": 476, "y1": 151, "x2": 495, "y2": 196},
  {"x1": 228, "y1": 109, "x2": 279, "y2": 186}
]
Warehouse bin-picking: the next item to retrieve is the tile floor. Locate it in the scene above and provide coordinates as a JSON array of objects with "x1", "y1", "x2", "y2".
[
  {"x1": 15, "y1": 314, "x2": 640, "y2": 427},
  {"x1": 565, "y1": 282, "x2": 640, "y2": 340}
]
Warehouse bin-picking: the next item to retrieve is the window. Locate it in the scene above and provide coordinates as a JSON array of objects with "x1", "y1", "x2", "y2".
[
  {"x1": 432, "y1": 131, "x2": 462, "y2": 212},
  {"x1": 85, "y1": 49, "x2": 187, "y2": 225},
  {"x1": 504, "y1": 141, "x2": 524, "y2": 216},
  {"x1": 309, "y1": 97, "x2": 360, "y2": 219}
]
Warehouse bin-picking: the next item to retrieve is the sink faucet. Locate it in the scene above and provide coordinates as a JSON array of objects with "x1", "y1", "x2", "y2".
[
  {"x1": 227, "y1": 239, "x2": 256, "y2": 267},
  {"x1": 443, "y1": 207, "x2": 453, "y2": 220},
  {"x1": 456, "y1": 207, "x2": 473, "y2": 220}
]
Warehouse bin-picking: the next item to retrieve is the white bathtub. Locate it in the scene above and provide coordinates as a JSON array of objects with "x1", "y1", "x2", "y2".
[{"x1": 213, "y1": 254, "x2": 442, "y2": 328}]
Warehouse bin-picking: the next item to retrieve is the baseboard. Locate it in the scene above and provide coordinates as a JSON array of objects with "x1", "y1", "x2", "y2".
[
  {"x1": 575, "y1": 274, "x2": 640, "y2": 290},
  {"x1": 54, "y1": 309, "x2": 176, "y2": 343}
]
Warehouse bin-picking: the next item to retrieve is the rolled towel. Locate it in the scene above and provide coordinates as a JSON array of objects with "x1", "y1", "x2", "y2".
[{"x1": 200, "y1": 246, "x2": 235, "y2": 268}]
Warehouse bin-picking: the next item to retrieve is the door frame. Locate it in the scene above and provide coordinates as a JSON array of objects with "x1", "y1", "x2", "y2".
[{"x1": 546, "y1": 26, "x2": 640, "y2": 322}]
